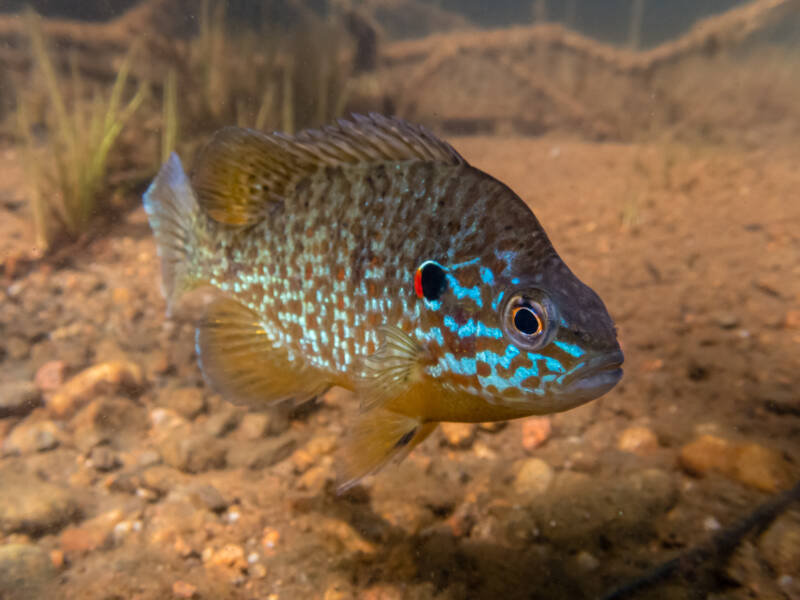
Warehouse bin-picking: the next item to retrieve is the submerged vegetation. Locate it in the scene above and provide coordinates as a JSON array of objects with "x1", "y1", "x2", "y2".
[
  {"x1": 11, "y1": 1, "x2": 353, "y2": 254},
  {"x1": 17, "y1": 11, "x2": 146, "y2": 251},
  {"x1": 186, "y1": 0, "x2": 350, "y2": 136}
]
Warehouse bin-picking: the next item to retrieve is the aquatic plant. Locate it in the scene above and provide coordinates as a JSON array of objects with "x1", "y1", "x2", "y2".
[
  {"x1": 186, "y1": 0, "x2": 350, "y2": 136},
  {"x1": 17, "y1": 11, "x2": 146, "y2": 251},
  {"x1": 161, "y1": 68, "x2": 178, "y2": 165}
]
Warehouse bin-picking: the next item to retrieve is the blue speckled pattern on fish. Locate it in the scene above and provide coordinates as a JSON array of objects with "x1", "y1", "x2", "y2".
[{"x1": 143, "y1": 114, "x2": 623, "y2": 487}]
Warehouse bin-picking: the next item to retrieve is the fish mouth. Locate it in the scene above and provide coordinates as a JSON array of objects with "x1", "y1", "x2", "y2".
[{"x1": 561, "y1": 349, "x2": 624, "y2": 402}]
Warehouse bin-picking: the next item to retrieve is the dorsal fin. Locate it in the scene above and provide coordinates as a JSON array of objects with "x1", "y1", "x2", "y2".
[{"x1": 191, "y1": 113, "x2": 466, "y2": 226}]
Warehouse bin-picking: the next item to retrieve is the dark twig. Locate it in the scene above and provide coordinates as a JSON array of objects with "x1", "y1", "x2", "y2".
[{"x1": 599, "y1": 478, "x2": 800, "y2": 600}]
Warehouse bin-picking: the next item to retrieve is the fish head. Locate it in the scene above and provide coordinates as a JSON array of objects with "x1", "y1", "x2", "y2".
[{"x1": 415, "y1": 252, "x2": 622, "y2": 414}]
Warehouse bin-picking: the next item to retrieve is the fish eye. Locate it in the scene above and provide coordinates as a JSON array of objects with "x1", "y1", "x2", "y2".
[
  {"x1": 414, "y1": 261, "x2": 447, "y2": 301},
  {"x1": 502, "y1": 292, "x2": 554, "y2": 348},
  {"x1": 512, "y1": 305, "x2": 543, "y2": 336}
]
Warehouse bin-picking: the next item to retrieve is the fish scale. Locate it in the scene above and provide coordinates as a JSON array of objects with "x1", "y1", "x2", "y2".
[{"x1": 143, "y1": 114, "x2": 623, "y2": 487}]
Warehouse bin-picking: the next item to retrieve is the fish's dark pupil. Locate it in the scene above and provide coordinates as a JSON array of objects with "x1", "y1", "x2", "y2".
[
  {"x1": 514, "y1": 307, "x2": 540, "y2": 335},
  {"x1": 420, "y1": 263, "x2": 446, "y2": 301}
]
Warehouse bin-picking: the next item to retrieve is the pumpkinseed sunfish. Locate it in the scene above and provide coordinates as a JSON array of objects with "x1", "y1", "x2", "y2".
[{"x1": 143, "y1": 114, "x2": 623, "y2": 488}]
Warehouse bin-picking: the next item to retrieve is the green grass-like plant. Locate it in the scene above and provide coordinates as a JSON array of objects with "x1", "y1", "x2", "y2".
[
  {"x1": 187, "y1": 0, "x2": 349, "y2": 136},
  {"x1": 18, "y1": 10, "x2": 146, "y2": 251}
]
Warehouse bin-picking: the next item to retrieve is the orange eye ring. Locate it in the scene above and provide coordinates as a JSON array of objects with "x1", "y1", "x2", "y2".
[{"x1": 511, "y1": 305, "x2": 544, "y2": 336}]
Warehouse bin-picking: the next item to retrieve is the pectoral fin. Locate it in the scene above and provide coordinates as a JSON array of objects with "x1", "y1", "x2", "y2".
[
  {"x1": 338, "y1": 408, "x2": 437, "y2": 492},
  {"x1": 196, "y1": 297, "x2": 328, "y2": 406}
]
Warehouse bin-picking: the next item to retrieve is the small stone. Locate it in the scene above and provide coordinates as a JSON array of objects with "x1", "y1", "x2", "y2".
[
  {"x1": 0, "y1": 382, "x2": 40, "y2": 418},
  {"x1": 159, "y1": 433, "x2": 227, "y2": 473},
  {"x1": 296, "y1": 458, "x2": 334, "y2": 495},
  {"x1": 512, "y1": 458, "x2": 554, "y2": 498},
  {"x1": 87, "y1": 446, "x2": 120, "y2": 472},
  {"x1": 783, "y1": 310, "x2": 800, "y2": 329},
  {"x1": 521, "y1": 416, "x2": 552, "y2": 451},
  {"x1": 759, "y1": 511, "x2": 800, "y2": 576},
  {"x1": 575, "y1": 550, "x2": 599, "y2": 571},
  {"x1": 140, "y1": 465, "x2": 187, "y2": 496},
  {"x1": 678, "y1": 434, "x2": 733, "y2": 476},
  {"x1": 59, "y1": 510, "x2": 123, "y2": 556},
  {"x1": 162, "y1": 388, "x2": 205, "y2": 420},
  {"x1": 617, "y1": 426, "x2": 659, "y2": 456},
  {"x1": 48, "y1": 361, "x2": 144, "y2": 418},
  {"x1": 0, "y1": 544, "x2": 56, "y2": 600},
  {"x1": 732, "y1": 442, "x2": 791, "y2": 493},
  {"x1": 3, "y1": 419, "x2": 61, "y2": 455},
  {"x1": 185, "y1": 483, "x2": 228, "y2": 513},
  {"x1": 204, "y1": 543, "x2": 247, "y2": 571},
  {"x1": 235, "y1": 413, "x2": 271, "y2": 440},
  {"x1": 70, "y1": 397, "x2": 147, "y2": 453},
  {"x1": 712, "y1": 312, "x2": 740, "y2": 329},
  {"x1": 205, "y1": 408, "x2": 241, "y2": 437},
  {"x1": 49, "y1": 549, "x2": 64, "y2": 569},
  {"x1": 249, "y1": 562, "x2": 267, "y2": 579},
  {"x1": 680, "y1": 435, "x2": 791, "y2": 492},
  {"x1": 226, "y1": 436, "x2": 295, "y2": 470},
  {"x1": 441, "y1": 423, "x2": 477, "y2": 448},
  {"x1": 34, "y1": 361, "x2": 68, "y2": 394},
  {"x1": 317, "y1": 517, "x2": 377, "y2": 555},
  {"x1": 172, "y1": 580, "x2": 198, "y2": 598},
  {"x1": 0, "y1": 470, "x2": 80, "y2": 535},
  {"x1": 261, "y1": 527, "x2": 280, "y2": 553},
  {"x1": 478, "y1": 421, "x2": 507, "y2": 433}
]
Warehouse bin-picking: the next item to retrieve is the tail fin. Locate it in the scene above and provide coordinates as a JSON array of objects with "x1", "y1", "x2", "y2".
[{"x1": 143, "y1": 153, "x2": 200, "y2": 315}]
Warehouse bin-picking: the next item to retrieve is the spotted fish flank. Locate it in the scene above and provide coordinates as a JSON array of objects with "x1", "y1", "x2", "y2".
[{"x1": 143, "y1": 114, "x2": 623, "y2": 489}]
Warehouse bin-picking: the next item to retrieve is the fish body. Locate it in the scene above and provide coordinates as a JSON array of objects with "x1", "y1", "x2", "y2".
[{"x1": 144, "y1": 114, "x2": 623, "y2": 487}]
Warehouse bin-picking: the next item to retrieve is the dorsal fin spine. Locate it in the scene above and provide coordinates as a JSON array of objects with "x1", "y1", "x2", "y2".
[{"x1": 191, "y1": 114, "x2": 466, "y2": 227}]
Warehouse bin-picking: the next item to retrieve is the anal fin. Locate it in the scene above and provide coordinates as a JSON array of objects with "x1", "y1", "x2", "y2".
[
  {"x1": 338, "y1": 408, "x2": 437, "y2": 492},
  {"x1": 197, "y1": 297, "x2": 327, "y2": 406}
]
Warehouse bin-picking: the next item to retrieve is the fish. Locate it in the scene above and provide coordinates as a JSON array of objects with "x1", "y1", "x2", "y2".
[{"x1": 143, "y1": 114, "x2": 623, "y2": 489}]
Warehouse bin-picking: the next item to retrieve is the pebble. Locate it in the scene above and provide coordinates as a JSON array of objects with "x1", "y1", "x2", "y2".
[
  {"x1": 512, "y1": 458, "x2": 554, "y2": 498},
  {"x1": 440, "y1": 423, "x2": 477, "y2": 448},
  {"x1": 159, "y1": 433, "x2": 227, "y2": 473},
  {"x1": 783, "y1": 310, "x2": 800, "y2": 329},
  {"x1": 478, "y1": 421, "x2": 506, "y2": 433},
  {"x1": 0, "y1": 382, "x2": 40, "y2": 418},
  {"x1": 679, "y1": 434, "x2": 733, "y2": 476},
  {"x1": 59, "y1": 510, "x2": 124, "y2": 556},
  {"x1": 162, "y1": 387, "x2": 206, "y2": 420},
  {"x1": 521, "y1": 416, "x2": 552, "y2": 451},
  {"x1": 87, "y1": 446, "x2": 120, "y2": 472},
  {"x1": 184, "y1": 483, "x2": 228, "y2": 513},
  {"x1": 0, "y1": 470, "x2": 80, "y2": 535},
  {"x1": 203, "y1": 543, "x2": 247, "y2": 571},
  {"x1": 574, "y1": 550, "x2": 600, "y2": 571},
  {"x1": 316, "y1": 516, "x2": 377, "y2": 555},
  {"x1": 34, "y1": 361, "x2": 68, "y2": 394},
  {"x1": 172, "y1": 580, "x2": 199, "y2": 599},
  {"x1": 0, "y1": 544, "x2": 56, "y2": 600},
  {"x1": 296, "y1": 458, "x2": 334, "y2": 495},
  {"x1": 759, "y1": 511, "x2": 800, "y2": 576},
  {"x1": 235, "y1": 413, "x2": 272, "y2": 440},
  {"x1": 712, "y1": 311, "x2": 740, "y2": 329},
  {"x1": 679, "y1": 434, "x2": 791, "y2": 492},
  {"x1": 2, "y1": 418, "x2": 62, "y2": 455},
  {"x1": 48, "y1": 361, "x2": 144, "y2": 418},
  {"x1": 204, "y1": 407, "x2": 241, "y2": 437},
  {"x1": 226, "y1": 436, "x2": 296, "y2": 470},
  {"x1": 69, "y1": 397, "x2": 147, "y2": 453},
  {"x1": 617, "y1": 426, "x2": 659, "y2": 456},
  {"x1": 732, "y1": 442, "x2": 792, "y2": 493}
]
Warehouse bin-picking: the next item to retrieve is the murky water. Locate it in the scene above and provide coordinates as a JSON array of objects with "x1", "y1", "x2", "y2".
[{"x1": 1, "y1": 2, "x2": 799, "y2": 599}]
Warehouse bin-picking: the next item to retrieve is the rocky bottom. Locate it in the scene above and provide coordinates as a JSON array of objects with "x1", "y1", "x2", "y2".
[{"x1": 1, "y1": 137, "x2": 799, "y2": 599}]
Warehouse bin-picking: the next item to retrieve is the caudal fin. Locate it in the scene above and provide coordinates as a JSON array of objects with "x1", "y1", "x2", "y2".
[{"x1": 143, "y1": 153, "x2": 200, "y2": 314}]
